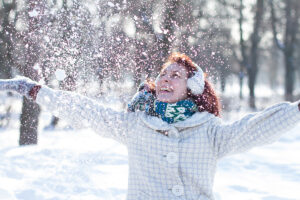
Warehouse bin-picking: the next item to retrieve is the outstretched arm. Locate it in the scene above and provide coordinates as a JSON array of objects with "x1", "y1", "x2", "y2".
[
  {"x1": 209, "y1": 101, "x2": 300, "y2": 159},
  {"x1": 0, "y1": 77, "x2": 137, "y2": 145},
  {"x1": 36, "y1": 86, "x2": 137, "y2": 145}
]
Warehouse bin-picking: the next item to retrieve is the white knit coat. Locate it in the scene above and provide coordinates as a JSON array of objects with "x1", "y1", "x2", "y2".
[{"x1": 36, "y1": 86, "x2": 300, "y2": 200}]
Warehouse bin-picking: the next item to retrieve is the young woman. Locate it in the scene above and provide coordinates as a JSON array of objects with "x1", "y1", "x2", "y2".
[{"x1": 0, "y1": 52, "x2": 299, "y2": 200}]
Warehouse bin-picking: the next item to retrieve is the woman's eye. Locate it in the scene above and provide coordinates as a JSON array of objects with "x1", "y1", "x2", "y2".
[{"x1": 172, "y1": 73, "x2": 180, "y2": 78}]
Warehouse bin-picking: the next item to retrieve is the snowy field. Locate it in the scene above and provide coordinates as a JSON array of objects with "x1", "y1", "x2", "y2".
[{"x1": 0, "y1": 95, "x2": 300, "y2": 200}]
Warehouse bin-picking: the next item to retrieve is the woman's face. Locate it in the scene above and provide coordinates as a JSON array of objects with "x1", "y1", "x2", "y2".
[{"x1": 155, "y1": 63, "x2": 189, "y2": 103}]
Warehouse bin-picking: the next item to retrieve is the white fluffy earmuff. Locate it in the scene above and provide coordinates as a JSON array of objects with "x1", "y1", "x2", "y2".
[{"x1": 187, "y1": 64, "x2": 205, "y2": 95}]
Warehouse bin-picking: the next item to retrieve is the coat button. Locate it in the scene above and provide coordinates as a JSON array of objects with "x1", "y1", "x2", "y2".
[
  {"x1": 166, "y1": 152, "x2": 178, "y2": 164},
  {"x1": 168, "y1": 129, "x2": 179, "y2": 138},
  {"x1": 172, "y1": 185, "x2": 184, "y2": 196}
]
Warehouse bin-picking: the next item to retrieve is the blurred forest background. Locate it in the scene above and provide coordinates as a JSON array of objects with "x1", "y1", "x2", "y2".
[{"x1": 0, "y1": 0, "x2": 300, "y2": 145}]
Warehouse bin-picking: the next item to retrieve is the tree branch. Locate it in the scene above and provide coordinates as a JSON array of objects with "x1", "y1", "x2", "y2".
[
  {"x1": 269, "y1": 0, "x2": 285, "y2": 51},
  {"x1": 289, "y1": 1, "x2": 299, "y2": 53},
  {"x1": 239, "y1": 0, "x2": 248, "y2": 68}
]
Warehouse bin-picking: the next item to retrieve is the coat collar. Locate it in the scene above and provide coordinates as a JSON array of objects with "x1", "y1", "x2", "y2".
[{"x1": 139, "y1": 111, "x2": 216, "y2": 131}]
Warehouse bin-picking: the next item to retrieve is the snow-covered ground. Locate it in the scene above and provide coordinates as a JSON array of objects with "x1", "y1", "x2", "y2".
[{"x1": 0, "y1": 93, "x2": 300, "y2": 200}]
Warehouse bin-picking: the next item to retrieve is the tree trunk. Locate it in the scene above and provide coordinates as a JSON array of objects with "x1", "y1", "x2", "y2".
[
  {"x1": 19, "y1": 66, "x2": 41, "y2": 145},
  {"x1": 238, "y1": 0, "x2": 246, "y2": 100},
  {"x1": 220, "y1": 71, "x2": 226, "y2": 92},
  {"x1": 248, "y1": 0, "x2": 264, "y2": 109},
  {"x1": 159, "y1": 0, "x2": 180, "y2": 64},
  {"x1": 239, "y1": 71, "x2": 244, "y2": 99},
  {"x1": 19, "y1": 0, "x2": 45, "y2": 145},
  {"x1": 284, "y1": 53, "x2": 295, "y2": 101},
  {"x1": 247, "y1": 68, "x2": 257, "y2": 108},
  {"x1": 270, "y1": 0, "x2": 299, "y2": 101},
  {"x1": 0, "y1": 1, "x2": 16, "y2": 127},
  {"x1": 19, "y1": 97, "x2": 40, "y2": 145},
  {"x1": 283, "y1": 0, "x2": 298, "y2": 101},
  {"x1": 0, "y1": 0, "x2": 16, "y2": 79}
]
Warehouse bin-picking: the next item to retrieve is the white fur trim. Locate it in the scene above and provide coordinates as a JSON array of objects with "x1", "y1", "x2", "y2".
[
  {"x1": 139, "y1": 111, "x2": 214, "y2": 130},
  {"x1": 187, "y1": 66, "x2": 205, "y2": 95}
]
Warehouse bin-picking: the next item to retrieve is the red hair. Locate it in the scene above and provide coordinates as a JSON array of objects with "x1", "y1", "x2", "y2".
[{"x1": 147, "y1": 52, "x2": 221, "y2": 117}]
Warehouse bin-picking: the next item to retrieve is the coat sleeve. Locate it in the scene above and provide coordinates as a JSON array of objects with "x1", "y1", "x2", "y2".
[
  {"x1": 36, "y1": 86, "x2": 137, "y2": 145},
  {"x1": 209, "y1": 101, "x2": 300, "y2": 159}
]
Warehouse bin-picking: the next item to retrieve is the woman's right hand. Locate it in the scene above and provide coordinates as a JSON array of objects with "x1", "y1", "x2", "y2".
[
  {"x1": 127, "y1": 82, "x2": 153, "y2": 112},
  {"x1": 0, "y1": 76, "x2": 41, "y2": 100}
]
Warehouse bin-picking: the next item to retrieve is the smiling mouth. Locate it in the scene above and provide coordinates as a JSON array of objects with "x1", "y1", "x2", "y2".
[
  {"x1": 159, "y1": 87, "x2": 173, "y2": 95},
  {"x1": 161, "y1": 87, "x2": 172, "y2": 92},
  {"x1": 162, "y1": 86, "x2": 174, "y2": 91}
]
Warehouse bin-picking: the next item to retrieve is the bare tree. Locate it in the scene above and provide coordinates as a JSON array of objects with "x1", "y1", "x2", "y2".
[
  {"x1": 19, "y1": 0, "x2": 46, "y2": 145},
  {"x1": 0, "y1": 0, "x2": 15, "y2": 80},
  {"x1": 160, "y1": 0, "x2": 180, "y2": 58},
  {"x1": 248, "y1": 0, "x2": 264, "y2": 108},
  {"x1": 237, "y1": 0, "x2": 248, "y2": 100},
  {"x1": 236, "y1": 0, "x2": 264, "y2": 108},
  {"x1": 0, "y1": 0, "x2": 16, "y2": 127},
  {"x1": 270, "y1": 0, "x2": 300, "y2": 101}
]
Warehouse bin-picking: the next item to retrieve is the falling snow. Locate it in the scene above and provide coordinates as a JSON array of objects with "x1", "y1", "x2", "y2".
[
  {"x1": 55, "y1": 69, "x2": 67, "y2": 81},
  {"x1": 0, "y1": 0, "x2": 299, "y2": 200},
  {"x1": 108, "y1": 2, "x2": 115, "y2": 7},
  {"x1": 28, "y1": 9, "x2": 39, "y2": 17}
]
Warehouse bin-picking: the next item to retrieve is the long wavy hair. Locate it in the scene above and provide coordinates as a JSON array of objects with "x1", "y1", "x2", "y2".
[{"x1": 146, "y1": 52, "x2": 221, "y2": 117}]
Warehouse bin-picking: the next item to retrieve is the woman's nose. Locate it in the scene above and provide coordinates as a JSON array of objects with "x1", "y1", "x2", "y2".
[{"x1": 161, "y1": 75, "x2": 170, "y2": 82}]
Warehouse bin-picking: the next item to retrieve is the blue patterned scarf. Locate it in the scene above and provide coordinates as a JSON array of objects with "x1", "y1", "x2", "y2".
[{"x1": 128, "y1": 89, "x2": 198, "y2": 124}]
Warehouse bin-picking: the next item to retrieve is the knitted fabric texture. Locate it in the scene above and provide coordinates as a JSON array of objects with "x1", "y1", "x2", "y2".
[
  {"x1": 127, "y1": 89, "x2": 155, "y2": 113},
  {"x1": 153, "y1": 99, "x2": 198, "y2": 123},
  {"x1": 127, "y1": 89, "x2": 198, "y2": 124}
]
